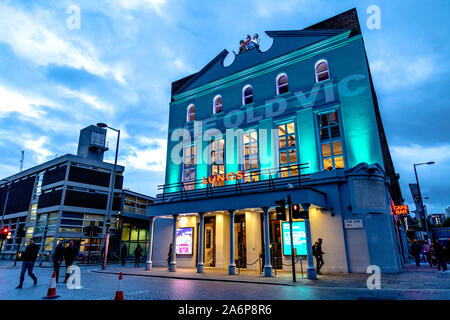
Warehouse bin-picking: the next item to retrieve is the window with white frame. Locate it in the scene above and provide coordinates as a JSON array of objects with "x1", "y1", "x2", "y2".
[
  {"x1": 242, "y1": 130, "x2": 259, "y2": 182},
  {"x1": 187, "y1": 104, "x2": 195, "y2": 122},
  {"x1": 315, "y1": 60, "x2": 330, "y2": 83},
  {"x1": 276, "y1": 74, "x2": 289, "y2": 95},
  {"x1": 182, "y1": 145, "x2": 196, "y2": 190},
  {"x1": 209, "y1": 138, "x2": 225, "y2": 187},
  {"x1": 242, "y1": 85, "x2": 253, "y2": 105},
  {"x1": 317, "y1": 110, "x2": 344, "y2": 171},
  {"x1": 278, "y1": 121, "x2": 298, "y2": 177},
  {"x1": 213, "y1": 95, "x2": 223, "y2": 114}
]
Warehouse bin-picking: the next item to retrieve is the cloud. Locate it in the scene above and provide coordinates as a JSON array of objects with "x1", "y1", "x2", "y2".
[
  {"x1": 0, "y1": 85, "x2": 52, "y2": 119},
  {"x1": 0, "y1": 3, "x2": 125, "y2": 84},
  {"x1": 116, "y1": 0, "x2": 166, "y2": 13},
  {"x1": 59, "y1": 87, "x2": 115, "y2": 113},
  {"x1": 123, "y1": 137, "x2": 166, "y2": 172},
  {"x1": 391, "y1": 144, "x2": 450, "y2": 167}
]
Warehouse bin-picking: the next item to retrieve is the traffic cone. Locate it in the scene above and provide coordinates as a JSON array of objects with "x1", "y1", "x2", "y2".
[
  {"x1": 43, "y1": 271, "x2": 60, "y2": 299},
  {"x1": 113, "y1": 272, "x2": 124, "y2": 300}
]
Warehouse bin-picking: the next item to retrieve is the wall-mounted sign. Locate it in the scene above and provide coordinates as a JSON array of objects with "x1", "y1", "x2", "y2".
[
  {"x1": 281, "y1": 221, "x2": 307, "y2": 256},
  {"x1": 392, "y1": 204, "x2": 409, "y2": 215},
  {"x1": 344, "y1": 219, "x2": 364, "y2": 229},
  {"x1": 202, "y1": 171, "x2": 244, "y2": 184},
  {"x1": 176, "y1": 227, "x2": 193, "y2": 255}
]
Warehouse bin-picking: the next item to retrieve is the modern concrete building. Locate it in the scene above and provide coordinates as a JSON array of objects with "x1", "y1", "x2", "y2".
[
  {"x1": 147, "y1": 9, "x2": 404, "y2": 275},
  {"x1": 0, "y1": 126, "x2": 151, "y2": 262}
]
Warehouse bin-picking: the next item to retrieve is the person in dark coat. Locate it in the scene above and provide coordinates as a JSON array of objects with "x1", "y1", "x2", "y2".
[
  {"x1": 432, "y1": 239, "x2": 448, "y2": 271},
  {"x1": 52, "y1": 240, "x2": 65, "y2": 283},
  {"x1": 121, "y1": 244, "x2": 127, "y2": 266},
  {"x1": 312, "y1": 238, "x2": 325, "y2": 275},
  {"x1": 167, "y1": 243, "x2": 173, "y2": 270},
  {"x1": 410, "y1": 239, "x2": 422, "y2": 267},
  {"x1": 64, "y1": 240, "x2": 78, "y2": 283},
  {"x1": 446, "y1": 239, "x2": 450, "y2": 262},
  {"x1": 134, "y1": 244, "x2": 143, "y2": 267},
  {"x1": 16, "y1": 238, "x2": 39, "y2": 289}
]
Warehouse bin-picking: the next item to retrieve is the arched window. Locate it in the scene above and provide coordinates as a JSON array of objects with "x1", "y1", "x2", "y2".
[
  {"x1": 315, "y1": 59, "x2": 330, "y2": 83},
  {"x1": 242, "y1": 85, "x2": 253, "y2": 105},
  {"x1": 276, "y1": 74, "x2": 288, "y2": 95},
  {"x1": 187, "y1": 104, "x2": 195, "y2": 122},
  {"x1": 213, "y1": 95, "x2": 223, "y2": 114}
]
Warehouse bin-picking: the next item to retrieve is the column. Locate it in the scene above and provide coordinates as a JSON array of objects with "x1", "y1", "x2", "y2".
[
  {"x1": 169, "y1": 214, "x2": 178, "y2": 272},
  {"x1": 262, "y1": 207, "x2": 273, "y2": 277},
  {"x1": 197, "y1": 212, "x2": 205, "y2": 273},
  {"x1": 303, "y1": 204, "x2": 317, "y2": 279},
  {"x1": 145, "y1": 217, "x2": 155, "y2": 271},
  {"x1": 228, "y1": 210, "x2": 236, "y2": 275}
]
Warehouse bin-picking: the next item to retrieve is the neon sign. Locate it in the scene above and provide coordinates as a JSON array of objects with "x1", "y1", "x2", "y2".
[
  {"x1": 392, "y1": 205, "x2": 409, "y2": 215},
  {"x1": 202, "y1": 171, "x2": 244, "y2": 184}
]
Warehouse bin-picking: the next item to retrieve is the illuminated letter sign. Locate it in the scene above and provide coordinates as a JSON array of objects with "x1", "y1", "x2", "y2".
[
  {"x1": 202, "y1": 171, "x2": 244, "y2": 184},
  {"x1": 393, "y1": 205, "x2": 409, "y2": 215}
]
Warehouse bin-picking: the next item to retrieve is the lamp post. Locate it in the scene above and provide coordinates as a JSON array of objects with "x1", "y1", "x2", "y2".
[
  {"x1": 97, "y1": 123, "x2": 120, "y2": 270},
  {"x1": 413, "y1": 162, "x2": 434, "y2": 240}
]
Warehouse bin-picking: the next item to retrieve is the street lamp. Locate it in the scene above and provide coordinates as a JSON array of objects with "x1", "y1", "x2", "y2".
[
  {"x1": 413, "y1": 161, "x2": 435, "y2": 240},
  {"x1": 97, "y1": 123, "x2": 120, "y2": 270}
]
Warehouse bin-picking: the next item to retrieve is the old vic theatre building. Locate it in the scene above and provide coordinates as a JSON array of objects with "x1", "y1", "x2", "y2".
[{"x1": 147, "y1": 9, "x2": 404, "y2": 275}]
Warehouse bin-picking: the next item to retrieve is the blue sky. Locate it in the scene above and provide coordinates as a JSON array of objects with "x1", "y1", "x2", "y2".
[{"x1": 0, "y1": 0, "x2": 449, "y2": 215}]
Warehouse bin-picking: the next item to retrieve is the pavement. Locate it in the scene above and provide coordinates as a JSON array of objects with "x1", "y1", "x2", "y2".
[{"x1": 0, "y1": 260, "x2": 449, "y2": 300}]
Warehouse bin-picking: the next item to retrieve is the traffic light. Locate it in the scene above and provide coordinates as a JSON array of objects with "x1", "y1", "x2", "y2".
[
  {"x1": 274, "y1": 198, "x2": 286, "y2": 221},
  {"x1": 292, "y1": 204, "x2": 310, "y2": 219},
  {"x1": 0, "y1": 227, "x2": 9, "y2": 240},
  {"x1": 6, "y1": 231, "x2": 12, "y2": 240}
]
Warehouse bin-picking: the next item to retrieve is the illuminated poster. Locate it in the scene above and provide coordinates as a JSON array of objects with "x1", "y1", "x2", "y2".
[
  {"x1": 281, "y1": 221, "x2": 307, "y2": 255},
  {"x1": 176, "y1": 227, "x2": 193, "y2": 255}
]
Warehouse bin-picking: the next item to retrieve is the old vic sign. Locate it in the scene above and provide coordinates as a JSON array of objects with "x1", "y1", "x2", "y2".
[{"x1": 202, "y1": 171, "x2": 244, "y2": 184}]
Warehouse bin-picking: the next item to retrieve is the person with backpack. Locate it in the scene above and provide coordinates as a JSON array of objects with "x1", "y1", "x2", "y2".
[{"x1": 312, "y1": 238, "x2": 325, "y2": 275}]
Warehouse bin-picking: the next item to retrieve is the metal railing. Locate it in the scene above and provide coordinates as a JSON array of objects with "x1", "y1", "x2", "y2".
[{"x1": 157, "y1": 163, "x2": 311, "y2": 204}]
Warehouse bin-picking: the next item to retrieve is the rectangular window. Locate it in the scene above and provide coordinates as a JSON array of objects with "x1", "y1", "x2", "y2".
[
  {"x1": 317, "y1": 110, "x2": 344, "y2": 171},
  {"x1": 209, "y1": 138, "x2": 225, "y2": 187},
  {"x1": 278, "y1": 121, "x2": 298, "y2": 177},
  {"x1": 182, "y1": 145, "x2": 196, "y2": 190},
  {"x1": 242, "y1": 130, "x2": 259, "y2": 182}
]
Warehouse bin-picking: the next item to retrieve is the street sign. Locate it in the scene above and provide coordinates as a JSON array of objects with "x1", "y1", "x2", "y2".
[{"x1": 344, "y1": 219, "x2": 363, "y2": 229}]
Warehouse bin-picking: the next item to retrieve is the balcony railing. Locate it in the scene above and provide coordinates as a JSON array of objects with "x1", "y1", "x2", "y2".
[{"x1": 156, "y1": 163, "x2": 311, "y2": 204}]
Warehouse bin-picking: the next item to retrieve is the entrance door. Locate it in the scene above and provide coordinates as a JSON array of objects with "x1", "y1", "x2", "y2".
[
  {"x1": 204, "y1": 216, "x2": 216, "y2": 267},
  {"x1": 269, "y1": 216, "x2": 283, "y2": 269},
  {"x1": 234, "y1": 214, "x2": 247, "y2": 268}
]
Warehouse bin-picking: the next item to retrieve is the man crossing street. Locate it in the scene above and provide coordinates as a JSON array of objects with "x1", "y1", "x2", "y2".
[{"x1": 16, "y1": 238, "x2": 39, "y2": 289}]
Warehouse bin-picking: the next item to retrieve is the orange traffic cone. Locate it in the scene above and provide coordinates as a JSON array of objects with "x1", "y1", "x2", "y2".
[
  {"x1": 43, "y1": 271, "x2": 60, "y2": 299},
  {"x1": 113, "y1": 272, "x2": 124, "y2": 300}
]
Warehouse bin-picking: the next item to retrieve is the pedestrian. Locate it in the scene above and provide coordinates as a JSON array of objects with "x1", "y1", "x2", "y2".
[
  {"x1": 432, "y1": 239, "x2": 448, "y2": 272},
  {"x1": 16, "y1": 238, "x2": 39, "y2": 289},
  {"x1": 64, "y1": 240, "x2": 78, "y2": 283},
  {"x1": 312, "y1": 238, "x2": 325, "y2": 275},
  {"x1": 52, "y1": 240, "x2": 65, "y2": 283},
  {"x1": 121, "y1": 244, "x2": 127, "y2": 266},
  {"x1": 168, "y1": 243, "x2": 173, "y2": 270},
  {"x1": 134, "y1": 244, "x2": 143, "y2": 267},
  {"x1": 445, "y1": 239, "x2": 450, "y2": 263},
  {"x1": 410, "y1": 239, "x2": 422, "y2": 267},
  {"x1": 423, "y1": 240, "x2": 432, "y2": 267}
]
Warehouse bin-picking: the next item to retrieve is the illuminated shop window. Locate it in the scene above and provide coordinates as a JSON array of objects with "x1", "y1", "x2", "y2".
[
  {"x1": 317, "y1": 110, "x2": 344, "y2": 171},
  {"x1": 213, "y1": 95, "x2": 223, "y2": 114},
  {"x1": 182, "y1": 145, "x2": 196, "y2": 190},
  {"x1": 242, "y1": 85, "x2": 253, "y2": 105},
  {"x1": 276, "y1": 74, "x2": 289, "y2": 95},
  {"x1": 209, "y1": 138, "x2": 225, "y2": 187},
  {"x1": 187, "y1": 104, "x2": 195, "y2": 122},
  {"x1": 315, "y1": 59, "x2": 330, "y2": 83},
  {"x1": 278, "y1": 121, "x2": 298, "y2": 177},
  {"x1": 242, "y1": 130, "x2": 259, "y2": 182}
]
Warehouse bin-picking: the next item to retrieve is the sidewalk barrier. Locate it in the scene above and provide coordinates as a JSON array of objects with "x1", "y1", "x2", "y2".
[
  {"x1": 43, "y1": 271, "x2": 60, "y2": 299},
  {"x1": 113, "y1": 272, "x2": 125, "y2": 300}
]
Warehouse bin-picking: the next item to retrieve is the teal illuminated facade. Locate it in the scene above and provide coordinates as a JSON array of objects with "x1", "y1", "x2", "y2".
[{"x1": 147, "y1": 9, "x2": 404, "y2": 275}]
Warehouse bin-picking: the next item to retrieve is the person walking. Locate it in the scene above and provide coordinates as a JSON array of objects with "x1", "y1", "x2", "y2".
[
  {"x1": 134, "y1": 244, "x2": 143, "y2": 267},
  {"x1": 167, "y1": 243, "x2": 173, "y2": 270},
  {"x1": 422, "y1": 240, "x2": 431, "y2": 266},
  {"x1": 63, "y1": 240, "x2": 78, "y2": 283},
  {"x1": 52, "y1": 240, "x2": 65, "y2": 283},
  {"x1": 312, "y1": 238, "x2": 325, "y2": 275},
  {"x1": 121, "y1": 244, "x2": 127, "y2": 266},
  {"x1": 432, "y1": 239, "x2": 448, "y2": 272},
  {"x1": 16, "y1": 238, "x2": 39, "y2": 289},
  {"x1": 410, "y1": 239, "x2": 422, "y2": 267},
  {"x1": 445, "y1": 239, "x2": 450, "y2": 262}
]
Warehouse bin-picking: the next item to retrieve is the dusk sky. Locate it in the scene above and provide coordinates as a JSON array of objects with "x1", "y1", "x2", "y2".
[{"x1": 0, "y1": 0, "x2": 448, "y2": 215}]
